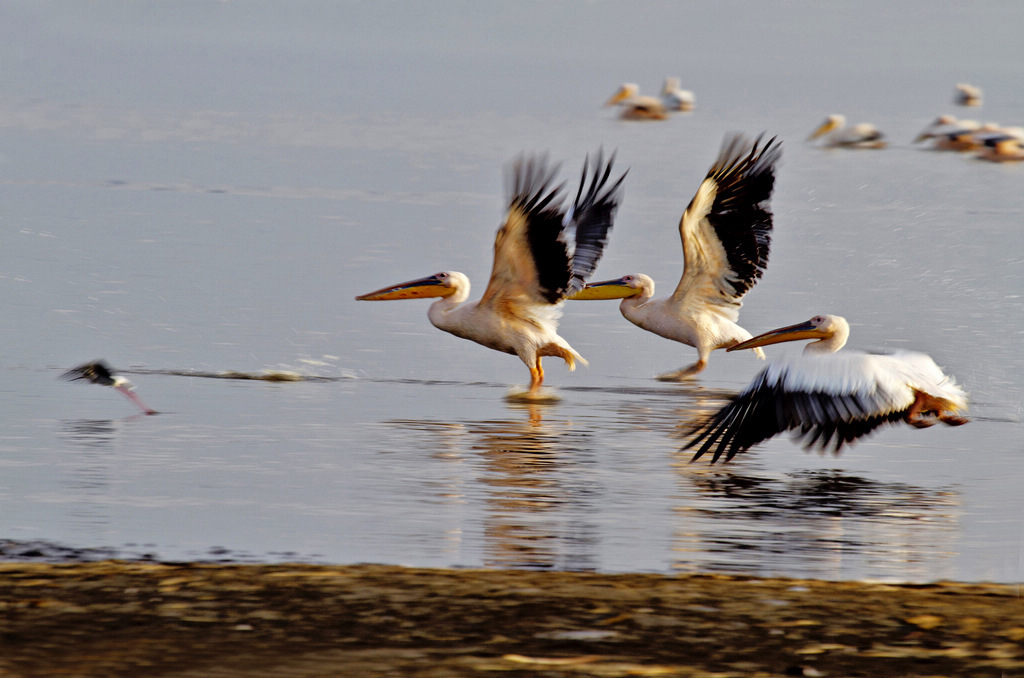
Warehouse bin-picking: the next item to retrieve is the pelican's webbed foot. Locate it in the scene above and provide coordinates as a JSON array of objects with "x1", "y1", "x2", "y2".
[{"x1": 656, "y1": 363, "x2": 707, "y2": 382}]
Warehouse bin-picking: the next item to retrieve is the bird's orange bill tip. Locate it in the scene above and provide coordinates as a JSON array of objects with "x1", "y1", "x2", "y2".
[
  {"x1": 354, "y1": 276, "x2": 451, "y2": 301},
  {"x1": 728, "y1": 321, "x2": 829, "y2": 352},
  {"x1": 568, "y1": 280, "x2": 640, "y2": 301}
]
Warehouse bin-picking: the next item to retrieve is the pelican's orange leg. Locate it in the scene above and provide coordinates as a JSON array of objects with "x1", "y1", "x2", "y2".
[{"x1": 529, "y1": 358, "x2": 544, "y2": 395}]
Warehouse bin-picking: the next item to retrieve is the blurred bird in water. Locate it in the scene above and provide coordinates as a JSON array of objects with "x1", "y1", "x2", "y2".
[
  {"x1": 808, "y1": 114, "x2": 886, "y2": 149},
  {"x1": 604, "y1": 83, "x2": 669, "y2": 120},
  {"x1": 62, "y1": 360, "x2": 157, "y2": 415}
]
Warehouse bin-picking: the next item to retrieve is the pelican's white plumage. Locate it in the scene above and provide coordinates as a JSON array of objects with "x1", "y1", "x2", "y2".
[
  {"x1": 685, "y1": 315, "x2": 969, "y2": 463},
  {"x1": 605, "y1": 83, "x2": 668, "y2": 120},
  {"x1": 572, "y1": 133, "x2": 781, "y2": 380},
  {"x1": 356, "y1": 151, "x2": 627, "y2": 398},
  {"x1": 661, "y1": 77, "x2": 695, "y2": 111},
  {"x1": 808, "y1": 114, "x2": 886, "y2": 148}
]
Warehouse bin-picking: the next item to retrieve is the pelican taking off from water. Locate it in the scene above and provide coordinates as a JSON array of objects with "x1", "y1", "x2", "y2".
[
  {"x1": 62, "y1": 360, "x2": 157, "y2": 415},
  {"x1": 808, "y1": 114, "x2": 886, "y2": 148},
  {"x1": 605, "y1": 83, "x2": 668, "y2": 120},
  {"x1": 571, "y1": 133, "x2": 781, "y2": 380},
  {"x1": 685, "y1": 315, "x2": 969, "y2": 463},
  {"x1": 356, "y1": 151, "x2": 627, "y2": 399}
]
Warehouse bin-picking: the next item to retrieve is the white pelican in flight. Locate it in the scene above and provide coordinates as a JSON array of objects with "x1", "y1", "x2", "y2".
[
  {"x1": 605, "y1": 83, "x2": 668, "y2": 120},
  {"x1": 808, "y1": 114, "x2": 886, "y2": 149},
  {"x1": 571, "y1": 133, "x2": 781, "y2": 381},
  {"x1": 954, "y1": 83, "x2": 983, "y2": 107},
  {"x1": 62, "y1": 360, "x2": 157, "y2": 415},
  {"x1": 356, "y1": 151, "x2": 627, "y2": 399},
  {"x1": 661, "y1": 77, "x2": 695, "y2": 112},
  {"x1": 685, "y1": 315, "x2": 969, "y2": 463}
]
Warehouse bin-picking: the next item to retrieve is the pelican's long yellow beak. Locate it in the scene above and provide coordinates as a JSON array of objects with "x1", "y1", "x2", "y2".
[
  {"x1": 569, "y1": 277, "x2": 641, "y2": 300},
  {"x1": 355, "y1": 274, "x2": 454, "y2": 301},
  {"x1": 807, "y1": 118, "x2": 838, "y2": 141},
  {"x1": 605, "y1": 87, "x2": 632, "y2": 107},
  {"x1": 727, "y1": 320, "x2": 831, "y2": 352}
]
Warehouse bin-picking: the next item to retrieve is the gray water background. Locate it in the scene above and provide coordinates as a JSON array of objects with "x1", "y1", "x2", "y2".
[{"x1": 1, "y1": 1, "x2": 1022, "y2": 582}]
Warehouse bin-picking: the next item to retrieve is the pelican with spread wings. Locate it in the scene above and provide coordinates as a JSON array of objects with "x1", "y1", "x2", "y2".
[
  {"x1": 685, "y1": 314, "x2": 969, "y2": 463},
  {"x1": 571, "y1": 133, "x2": 781, "y2": 380},
  {"x1": 356, "y1": 152, "x2": 627, "y2": 399}
]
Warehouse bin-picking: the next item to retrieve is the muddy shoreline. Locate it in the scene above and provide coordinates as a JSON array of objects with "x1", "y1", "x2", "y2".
[{"x1": 1, "y1": 561, "x2": 1022, "y2": 677}]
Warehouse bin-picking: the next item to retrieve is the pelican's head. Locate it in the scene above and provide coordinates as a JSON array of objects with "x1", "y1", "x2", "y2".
[
  {"x1": 355, "y1": 271, "x2": 467, "y2": 302},
  {"x1": 728, "y1": 314, "x2": 850, "y2": 354},
  {"x1": 569, "y1": 273, "x2": 651, "y2": 300},
  {"x1": 808, "y1": 114, "x2": 845, "y2": 141},
  {"x1": 662, "y1": 77, "x2": 680, "y2": 94},
  {"x1": 605, "y1": 83, "x2": 639, "y2": 106}
]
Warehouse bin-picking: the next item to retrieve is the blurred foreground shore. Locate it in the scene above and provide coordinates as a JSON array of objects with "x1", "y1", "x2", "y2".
[{"x1": 1, "y1": 561, "x2": 1022, "y2": 677}]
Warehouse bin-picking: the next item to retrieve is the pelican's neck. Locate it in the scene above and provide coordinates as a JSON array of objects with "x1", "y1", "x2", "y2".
[
  {"x1": 621, "y1": 275, "x2": 655, "y2": 309},
  {"x1": 426, "y1": 278, "x2": 470, "y2": 330}
]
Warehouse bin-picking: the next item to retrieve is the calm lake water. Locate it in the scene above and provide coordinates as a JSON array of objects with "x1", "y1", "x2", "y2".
[{"x1": 1, "y1": 2, "x2": 1022, "y2": 583}]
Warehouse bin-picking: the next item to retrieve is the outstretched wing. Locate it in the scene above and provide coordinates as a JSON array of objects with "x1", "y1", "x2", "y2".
[
  {"x1": 61, "y1": 360, "x2": 116, "y2": 386},
  {"x1": 673, "y1": 133, "x2": 781, "y2": 313},
  {"x1": 480, "y1": 151, "x2": 626, "y2": 309},
  {"x1": 565, "y1": 149, "x2": 627, "y2": 294},
  {"x1": 684, "y1": 353, "x2": 914, "y2": 463},
  {"x1": 480, "y1": 155, "x2": 568, "y2": 308}
]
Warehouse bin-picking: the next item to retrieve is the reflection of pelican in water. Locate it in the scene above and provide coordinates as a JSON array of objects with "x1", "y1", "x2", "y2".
[
  {"x1": 808, "y1": 114, "x2": 886, "y2": 149},
  {"x1": 686, "y1": 315, "x2": 969, "y2": 463},
  {"x1": 390, "y1": 404, "x2": 598, "y2": 571},
  {"x1": 61, "y1": 361, "x2": 157, "y2": 415},
  {"x1": 604, "y1": 83, "x2": 669, "y2": 120},
  {"x1": 671, "y1": 467, "x2": 960, "y2": 579},
  {"x1": 572, "y1": 133, "x2": 781, "y2": 380},
  {"x1": 356, "y1": 151, "x2": 626, "y2": 400}
]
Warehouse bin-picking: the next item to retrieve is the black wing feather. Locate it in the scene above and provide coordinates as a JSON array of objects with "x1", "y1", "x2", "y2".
[
  {"x1": 61, "y1": 360, "x2": 116, "y2": 386},
  {"x1": 507, "y1": 156, "x2": 569, "y2": 304},
  {"x1": 685, "y1": 366, "x2": 909, "y2": 463},
  {"x1": 703, "y1": 133, "x2": 781, "y2": 298},
  {"x1": 567, "y1": 149, "x2": 627, "y2": 293}
]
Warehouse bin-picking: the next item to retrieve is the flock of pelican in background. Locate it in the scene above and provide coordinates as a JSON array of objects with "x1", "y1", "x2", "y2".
[
  {"x1": 606, "y1": 79, "x2": 1023, "y2": 162},
  {"x1": 68, "y1": 81, "x2": 989, "y2": 464}
]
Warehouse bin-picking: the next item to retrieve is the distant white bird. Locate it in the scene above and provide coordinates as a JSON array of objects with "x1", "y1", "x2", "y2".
[
  {"x1": 661, "y1": 77, "x2": 695, "y2": 112},
  {"x1": 356, "y1": 151, "x2": 627, "y2": 399},
  {"x1": 913, "y1": 115, "x2": 980, "y2": 148},
  {"x1": 954, "y1": 83, "x2": 983, "y2": 107},
  {"x1": 976, "y1": 131, "x2": 1024, "y2": 162},
  {"x1": 808, "y1": 114, "x2": 886, "y2": 149},
  {"x1": 571, "y1": 133, "x2": 781, "y2": 380},
  {"x1": 62, "y1": 360, "x2": 157, "y2": 415},
  {"x1": 685, "y1": 315, "x2": 969, "y2": 463},
  {"x1": 605, "y1": 83, "x2": 668, "y2": 120}
]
